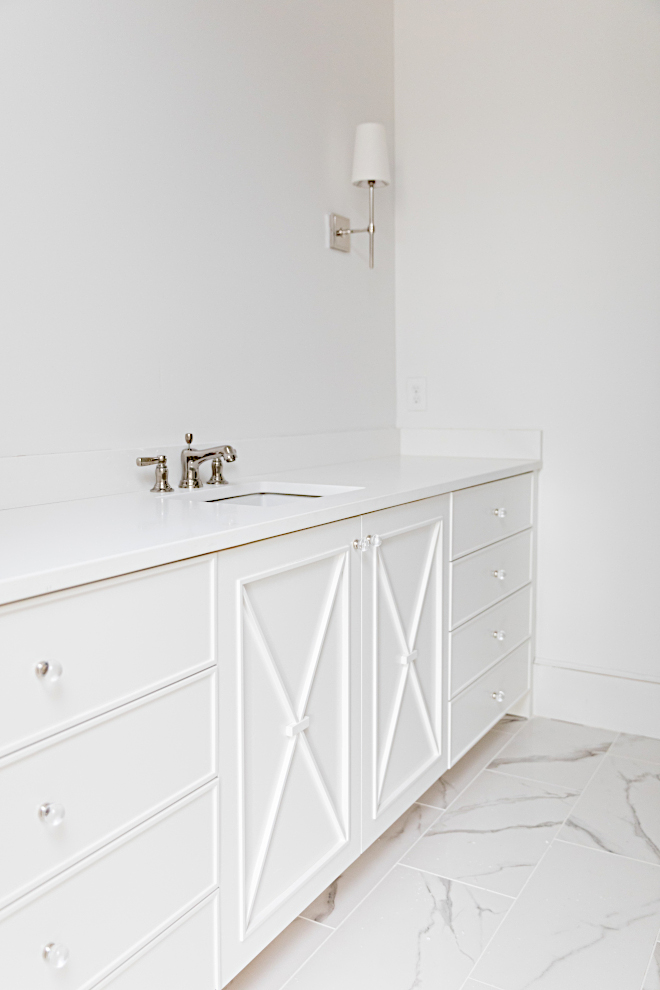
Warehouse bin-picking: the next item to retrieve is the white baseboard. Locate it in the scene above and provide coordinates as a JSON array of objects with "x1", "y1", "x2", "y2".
[
  {"x1": 533, "y1": 660, "x2": 660, "y2": 739},
  {"x1": 0, "y1": 428, "x2": 399, "y2": 511}
]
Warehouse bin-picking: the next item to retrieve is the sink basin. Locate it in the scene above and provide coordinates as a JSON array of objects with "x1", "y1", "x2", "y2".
[
  {"x1": 170, "y1": 481, "x2": 363, "y2": 505},
  {"x1": 211, "y1": 492, "x2": 316, "y2": 507}
]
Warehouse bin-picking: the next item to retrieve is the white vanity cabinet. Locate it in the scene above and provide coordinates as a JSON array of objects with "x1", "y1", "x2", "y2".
[
  {"x1": 360, "y1": 495, "x2": 448, "y2": 847},
  {"x1": 0, "y1": 464, "x2": 537, "y2": 989}
]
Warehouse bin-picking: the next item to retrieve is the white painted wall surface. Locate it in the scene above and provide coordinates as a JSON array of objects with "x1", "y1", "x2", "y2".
[
  {"x1": 395, "y1": 0, "x2": 660, "y2": 711},
  {"x1": 0, "y1": 0, "x2": 395, "y2": 458}
]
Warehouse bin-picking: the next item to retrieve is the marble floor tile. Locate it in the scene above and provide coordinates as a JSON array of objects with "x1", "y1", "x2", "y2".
[
  {"x1": 643, "y1": 943, "x2": 660, "y2": 990},
  {"x1": 418, "y1": 728, "x2": 511, "y2": 810},
  {"x1": 611, "y1": 733, "x2": 660, "y2": 767},
  {"x1": 287, "y1": 865, "x2": 512, "y2": 990},
  {"x1": 559, "y1": 755, "x2": 660, "y2": 865},
  {"x1": 497, "y1": 715, "x2": 528, "y2": 736},
  {"x1": 402, "y1": 770, "x2": 578, "y2": 896},
  {"x1": 487, "y1": 717, "x2": 616, "y2": 790},
  {"x1": 461, "y1": 982, "x2": 503, "y2": 990},
  {"x1": 300, "y1": 801, "x2": 442, "y2": 927},
  {"x1": 473, "y1": 840, "x2": 660, "y2": 990},
  {"x1": 226, "y1": 918, "x2": 330, "y2": 990}
]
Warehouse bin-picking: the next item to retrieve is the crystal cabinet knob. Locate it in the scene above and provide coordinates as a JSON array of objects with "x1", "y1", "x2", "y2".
[
  {"x1": 38, "y1": 803, "x2": 66, "y2": 828},
  {"x1": 42, "y1": 943, "x2": 70, "y2": 970},
  {"x1": 35, "y1": 661, "x2": 63, "y2": 683},
  {"x1": 353, "y1": 535, "x2": 382, "y2": 551},
  {"x1": 492, "y1": 569, "x2": 506, "y2": 581},
  {"x1": 492, "y1": 630, "x2": 506, "y2": 641},
  {"x1": 492, "y1": 507, "x2": 507, "y2": 518},
  {"x1": 492, "y1": 690, "x2": 505, "y2": 703}
]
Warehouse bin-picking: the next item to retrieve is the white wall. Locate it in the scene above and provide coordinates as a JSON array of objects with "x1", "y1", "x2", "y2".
[
  {"x1": 0, "y1": 0, "x2": 395, "y2": 459},
  {"x1": 395, "y1": 0, "x2": 660, "y2": 725}
]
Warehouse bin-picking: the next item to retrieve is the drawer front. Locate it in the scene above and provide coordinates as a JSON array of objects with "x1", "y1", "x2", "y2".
[
  {"x1": 0, "y1": 557, "x2": 215, "y2": 757},
  {"x1": 449, "y1": 641, "x2": 531, "y2": 764},
  {"x1": 450, "y1": 586, "x2": 532, "y2": 697},
  {"x1": 98, "y1": 895, "x2": 218, "y2": 990},
  {"x1": 0, "y1": 785, "x2": 217, "y2": 990},
  {"x1": 0, "y1": 671, "x2": 215, "y2": 910},
  {"x1": 450, "y1": 529, "x2": 532, "y2": 629},
  {"x1": 452, "y1": 473, "x2": 533, "y2": 558}
]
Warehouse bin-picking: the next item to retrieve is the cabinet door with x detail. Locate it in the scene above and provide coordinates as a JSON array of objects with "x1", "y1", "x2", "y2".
[
  {"x1": 361, "y1": 495, "x2": 449, "y2": 848},
  {"x1": 217, "y1": 519, "x2": 361, "y2": 983}
]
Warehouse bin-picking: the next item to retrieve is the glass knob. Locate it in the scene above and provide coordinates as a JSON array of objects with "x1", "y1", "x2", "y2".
[
  {"x1": 38, "y1": 803, "x2": 66, "y2": 828},
  {"x1": 493, "y1": 630, "x2": 506, "y2": 641},
  {"x1": 370, "y1": 534, "x2": 382, "y2": 548},
  {"x1": 42, "y1": 943, "x2": 69, "y2": 969},
  {"x1": 492, "y1": 690, "x2": 505, "y2": 703},
  {"x1": 492, "y1": 569, "x2": 506, "y2": 581},
  {"x1": 35, "y1": 661, "x2": 63, "y2": 683},
  {"x1": 492, "y1": 507, "x2": 507, "y2": 518}
]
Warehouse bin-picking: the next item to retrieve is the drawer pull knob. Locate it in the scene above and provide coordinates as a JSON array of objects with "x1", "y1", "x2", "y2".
[
  {"x1": 38, "y1": 803, "x2": 66, "y2": 828},
  {"x1": 493, "y1": 630, "x2": 506, "y2": 641},
  {"x1": 42, "y1": 943, "x2": 69, "y2": 970},
  {"x1": 492, "y1": 569, "x2": 506, "y2": 581},
  {"x1": 492, "y1": 690, "x2": 506, "y2": 703},
  {"x1": 35, "y1": 661, "x2": 63, "y2": 683},
  {"x1": 492, "y1": 507, "x2": 507, "y2": 518}
]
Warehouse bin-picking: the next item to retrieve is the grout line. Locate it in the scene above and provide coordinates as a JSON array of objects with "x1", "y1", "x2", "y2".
[
  {"x1": 640, "y1": 941, "x2": 658, "y2": 990},
  {"x1": 458, "y1": 979, "x2": 505, "y2": 990},
  {"x1": 483, "y1": 767, "x2": 581, "y2": 794},
  {"x1": 431, "y1": 727, "x2": 530, "y2": 817},
  {"x1": 554, "y1": 836, "x2": 660, "y2": 871},
  {"x1": 395, "y1": 861, "x2": 515, "y2": 900},
  {"x1": 298, "y1": 916, "x2": 334, "y2": 930},
  {"x1": 277, "y1": 924, "x2": 335, "y2": 990},
  {"x1": 605, "y1": 750, "x2": 660, "y2": 770}
]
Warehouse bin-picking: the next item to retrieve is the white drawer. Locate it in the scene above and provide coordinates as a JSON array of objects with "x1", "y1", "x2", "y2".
[
  {"x1": 0, "y1": 671, "x2": 215, "y2": 910},
  {"x1": 97, "y1": 895, "x2": 218, "y2": 990},
  {"x1": 0, "y1": 785, "x2": 217, "y2": 990},
  {"x1": 452, "y1": 473, "x2": 533, "y2": 558},
  {"x1": 449, "y1": 641, "x2": 531, "y2": 764},
  {"x1": 450, "y1": 529, "x2": 532, "y2": 629},
  {"x1": 450, "y1": 586, "x2": 532, "y2": 697},
  {"x1": 0, "y1": 557, "x2": 215, "y2": 757}
]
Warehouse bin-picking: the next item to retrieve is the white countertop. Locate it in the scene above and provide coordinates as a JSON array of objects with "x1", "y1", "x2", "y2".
[{"x1": 0, "y1": 455, "x2": 540, "y2": 606}]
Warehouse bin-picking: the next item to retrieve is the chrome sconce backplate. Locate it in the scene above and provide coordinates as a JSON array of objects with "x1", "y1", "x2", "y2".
[{"x1": 329, "y1": 214, "x2": 351, "y2": 253}]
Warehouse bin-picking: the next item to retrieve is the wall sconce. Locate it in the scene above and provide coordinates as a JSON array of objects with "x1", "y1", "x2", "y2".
[{"x1": 329, "y1": 122, "x2": 391, "y2": 268}]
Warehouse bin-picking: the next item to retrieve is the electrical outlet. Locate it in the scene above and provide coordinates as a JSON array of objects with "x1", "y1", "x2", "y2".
[{"x1": 407, "y1": 377, "x2": 427, "y2": 411}]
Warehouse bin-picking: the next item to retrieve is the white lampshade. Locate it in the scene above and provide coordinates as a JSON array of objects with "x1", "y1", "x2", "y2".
[{"x1": 351, "y1": 122, "x2": 391, "y2": 188}]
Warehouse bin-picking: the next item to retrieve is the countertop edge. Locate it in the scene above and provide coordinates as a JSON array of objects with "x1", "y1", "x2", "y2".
[{"x1": 0, "y1": 456, "x2": 541, "y2": 607}]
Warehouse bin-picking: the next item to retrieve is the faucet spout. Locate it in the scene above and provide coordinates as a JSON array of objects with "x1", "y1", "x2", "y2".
[{"x1": 179, "y1": 435, "x2": 237, "y2": 489}]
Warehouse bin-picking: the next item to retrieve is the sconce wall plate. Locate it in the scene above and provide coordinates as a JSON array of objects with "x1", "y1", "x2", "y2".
[{"x1": 329, "y1": 214, "x2": 351, "y2": 253}]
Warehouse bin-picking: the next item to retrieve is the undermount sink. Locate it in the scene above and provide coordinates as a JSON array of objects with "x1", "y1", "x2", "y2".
[
  {"x1": 171, "y1": 482, "x2": 363, "y2": 505},
  {"x1": 211, "y1": 492, "x2": 316, "y2": 507}
]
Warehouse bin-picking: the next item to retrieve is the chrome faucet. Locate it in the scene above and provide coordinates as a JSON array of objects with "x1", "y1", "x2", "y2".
[{"x1": 180, "y1": 433, "x2": 237, "y2": 489}]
